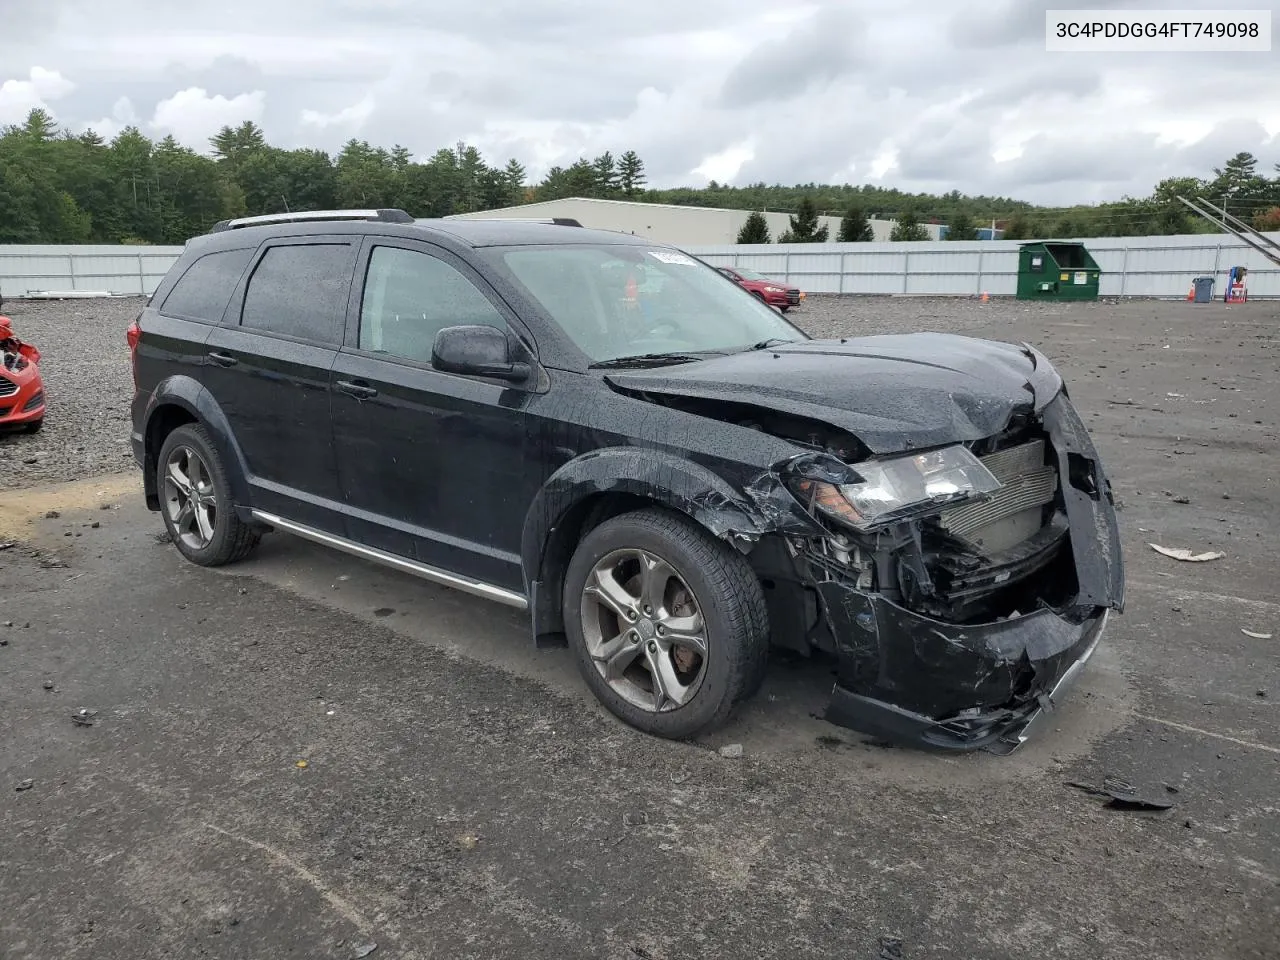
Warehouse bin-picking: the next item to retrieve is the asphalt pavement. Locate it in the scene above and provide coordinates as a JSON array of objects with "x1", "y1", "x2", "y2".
[{"x1": 1, "y1": 296, "x2": 1278, "y2": 959}]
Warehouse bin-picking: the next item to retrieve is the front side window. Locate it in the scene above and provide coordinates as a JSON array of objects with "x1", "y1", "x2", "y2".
[
  {"x1": 358, "y1": 246, "x2": 506, "y2": 364},
  {"x1": 240, "y1": 243, "x2": 353, "y2": 343},
  {"x1": 485, "y1": 245, "x2": 805, "y2": 363}
]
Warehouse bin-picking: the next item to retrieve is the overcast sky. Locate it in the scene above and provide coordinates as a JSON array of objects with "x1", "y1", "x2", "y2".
[{"x1": 2, "y1": 0, "x2": 1278, "y2": 205}]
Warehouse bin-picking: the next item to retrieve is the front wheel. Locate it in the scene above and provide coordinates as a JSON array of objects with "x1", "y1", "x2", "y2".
[{"x1": 563, "y1": 508, "x2": 769, "y2": 739}]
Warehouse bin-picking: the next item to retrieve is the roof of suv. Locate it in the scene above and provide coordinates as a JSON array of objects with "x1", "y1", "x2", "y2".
[{"x1": 197, "y1": 208, "x2": 653, "y2": 252}]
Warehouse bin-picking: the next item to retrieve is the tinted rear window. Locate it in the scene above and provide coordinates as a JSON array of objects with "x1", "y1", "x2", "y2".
[
  {"x1": 240, "y1": 243, "x2": 353, "y2": 344},
  {"x1": 160, "y1": 248, "x2": 254, "y2": 322}
]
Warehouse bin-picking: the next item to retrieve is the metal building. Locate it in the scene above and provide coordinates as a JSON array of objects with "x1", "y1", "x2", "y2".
[{"x1": 444, "y1": 197, "x2": 943, "y2": 245}]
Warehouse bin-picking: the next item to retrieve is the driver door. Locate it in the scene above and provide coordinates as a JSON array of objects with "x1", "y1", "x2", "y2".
[{"x1": 328, "y1": 238, "x2": 540, "y2": 592}]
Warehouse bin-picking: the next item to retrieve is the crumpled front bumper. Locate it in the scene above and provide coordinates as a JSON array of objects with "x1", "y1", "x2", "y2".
[
  {"x1": 820, "y1": 582, "x2": 1109, "y2": 752},
  {"x1": 812, "y1": 390, "x2": 1124, "y2": 753}
]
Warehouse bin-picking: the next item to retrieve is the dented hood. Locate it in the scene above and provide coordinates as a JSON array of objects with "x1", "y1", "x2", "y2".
[{"x1": 604, "y1": 333, "x2": 1063, "y2": 455}]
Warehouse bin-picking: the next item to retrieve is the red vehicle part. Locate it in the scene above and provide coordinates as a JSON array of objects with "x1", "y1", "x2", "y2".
[
  {"x1": 0, "y1": 316, "x2": 46, "y2": 433},
  {"x1": 716, "y1": 267, "x2": 805, "y2": 312}
]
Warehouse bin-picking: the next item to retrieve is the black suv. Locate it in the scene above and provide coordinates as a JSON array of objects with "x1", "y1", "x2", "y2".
[{"x1": 129, "y1": 209, "x2": 1124, "y2": 751}]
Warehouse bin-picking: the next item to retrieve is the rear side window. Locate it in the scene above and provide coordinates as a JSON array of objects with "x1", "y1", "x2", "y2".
[
  {"x1": 358, "y1": 246, "x2": 506, "y2": 363},
  {"x1": 160, "y1": 248, "x2": 254, "y2": 322},
  {"x1": 240, "y1": 243, "x2": 353, "y2": 344}
]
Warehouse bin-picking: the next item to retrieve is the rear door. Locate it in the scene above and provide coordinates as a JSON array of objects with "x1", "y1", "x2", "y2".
[
  {"x1": 329, "y1": 237, "x2": 540, "y2": 592},
  {"x1": 202, "y1": 236, "x2": 357, "y2": 533}
]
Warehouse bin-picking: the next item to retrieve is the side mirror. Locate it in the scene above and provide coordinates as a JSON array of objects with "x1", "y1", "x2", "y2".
[{"x1": 431, "y1": 325, "x2": 530, "y2": 382}]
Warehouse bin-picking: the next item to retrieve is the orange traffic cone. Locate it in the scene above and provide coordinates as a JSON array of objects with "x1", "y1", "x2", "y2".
[
  {"x1": 980, "y1": 291, "x2": 990, "y2": 303},
  {"x1": 1186, "y1": 284, "x2": 1194, "y2": 301}
]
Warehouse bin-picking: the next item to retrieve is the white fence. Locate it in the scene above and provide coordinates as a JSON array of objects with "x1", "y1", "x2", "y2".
[{"x1": 1, "y1": 233, "x2": 1278, "y2": 300}]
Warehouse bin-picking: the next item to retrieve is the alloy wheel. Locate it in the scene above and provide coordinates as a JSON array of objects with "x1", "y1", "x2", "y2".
[
  {"x1": 163, "y1": 445, "x2": 217, "y2": 551},
  {"x1": 579, "y1": 548, "x2": 709, "y2": 712}
]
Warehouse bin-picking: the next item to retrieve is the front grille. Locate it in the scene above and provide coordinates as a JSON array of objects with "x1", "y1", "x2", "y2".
[
  {"x1": 938, "y1": 438, "x2": 1058, "y2": 553},
  {"x1": 22, "y1": 390, "x2": 44, "y2": 412},
  {"x1": 0, "y1": 376, "x2": 16, "y2": 398},
  {"x1": 786, "y1": 290, "x2": 801, "y2": 305}
]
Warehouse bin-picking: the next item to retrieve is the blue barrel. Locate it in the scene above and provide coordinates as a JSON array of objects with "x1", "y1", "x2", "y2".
[{"x1": 1193, "y1": 277, "x2": 1214, "y2": 303}]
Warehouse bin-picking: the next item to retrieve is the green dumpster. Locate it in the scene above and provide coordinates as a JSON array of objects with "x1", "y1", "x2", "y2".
[{"x1": 1015, "y1": 241, "x2": 1101, "y2": 301}]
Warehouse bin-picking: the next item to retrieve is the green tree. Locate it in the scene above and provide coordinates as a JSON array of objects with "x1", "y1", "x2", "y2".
[
  {"x1": 837, "y1": 205, "x2": 873, "y2": 242},
  {"x1": 210, "y1": 121, "x2": 267, "y2": 166},
  {"x1": 592, "y1": 151, "x2": 619, "y2": 197},
  {"x1": 1208, "y1": 151, "x2": 1271, "y2": 216},
  {"x1": 889, "y1": 209, "x2": 929, "y2": 241},
  {"x1": 736, "y1": 211, "x2": 771, "y2": 244},
  {"x1": 501, "y1": 158, "x2": 526, "y2": 205},
  {"x1": 618, "y1": 150, "x2": 646, "y2": 197},
  {"x1": 945, "y1": 211, "x2": 977, "y2": 240},
  {"x1": 779, "y1": 196, "x2": 829, "y2": 242}
]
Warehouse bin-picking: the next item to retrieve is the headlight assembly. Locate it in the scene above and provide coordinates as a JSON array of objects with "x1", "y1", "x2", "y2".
[{"x1": 791, "y1": 445, "x2": 1002, "y2": 532}]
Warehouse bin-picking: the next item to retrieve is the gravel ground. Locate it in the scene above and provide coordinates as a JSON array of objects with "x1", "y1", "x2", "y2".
[{"x1": 0, "y1": 297, "x2": 141, "y2": 489}]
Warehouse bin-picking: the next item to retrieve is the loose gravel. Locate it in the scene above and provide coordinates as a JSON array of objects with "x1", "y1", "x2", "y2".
[
  {"x1": 1, "y1": 296, "x2": 142, "y2": 490},
  {"x1": 0, "y1": 291, "x2": 1187, "y2": 491}
]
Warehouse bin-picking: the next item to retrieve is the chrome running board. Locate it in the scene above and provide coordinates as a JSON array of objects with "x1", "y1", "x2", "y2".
[{"x1": 251, "y1": 509, "x2": 528, "y2": 610}]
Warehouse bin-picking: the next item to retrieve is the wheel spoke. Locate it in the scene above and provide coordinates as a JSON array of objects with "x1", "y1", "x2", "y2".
[
  {"x1": 596, "y1": 631, "x2": 643, "y2": 680},
  {"x1": 194, "y1": 502, "x2": 215, "y2": 543},
  {"x1": 166, "y1": 458, "x2": 193, "y2": 497},
  {"x1": 584, "y1": 567, "x2": 636, "y2": 621},
  {"x1": 175, "y1": 499, "x2": 196, "y2": 533},
  {"x1": 638, "y1": 553, "x2": 677, "y2": 615},
  {"x1": 645, "y1": 643, "x2": 690, "y2": 710}
]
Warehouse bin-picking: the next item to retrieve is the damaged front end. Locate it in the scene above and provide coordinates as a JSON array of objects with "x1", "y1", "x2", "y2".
[{"x1": 776, "y1": 391, "x2": 1124, "y2": 754}]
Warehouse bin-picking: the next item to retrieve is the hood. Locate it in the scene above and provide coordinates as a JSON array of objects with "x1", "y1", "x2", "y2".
[
  {"x1": 604, "y1": 334, "x2": 1063, "y2": 455},
  {"x1": 741, "y1": 277, "x2": 791, "y2": 290}
]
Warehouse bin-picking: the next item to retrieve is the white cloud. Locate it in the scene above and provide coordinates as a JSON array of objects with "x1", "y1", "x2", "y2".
[
  {"x1": 82, "y1": 96, "x2": 141, "y2": 140},
  {"x1": 150, "y1": 87, "x2": 265, "y2": 151},
  {"x1": 694, "y1": 140, "x2": 755, "y2": 184},
  {"x1": 0, "y1": 66, "x2": 75, "y2": 124},
  {"x1": 300, "y1": 94, "x2": 375, "y2": 130}
]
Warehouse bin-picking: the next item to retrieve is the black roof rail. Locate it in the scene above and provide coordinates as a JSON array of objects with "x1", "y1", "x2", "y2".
[
  {"x1": 439, "y1": 216, "x2": 583, "y2": 228},
  {"x1": 210, "y1": 209, "x2": 415, "y2": 232}
]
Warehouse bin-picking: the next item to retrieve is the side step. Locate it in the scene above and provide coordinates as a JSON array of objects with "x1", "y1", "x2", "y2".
[{"x1": 250, "y1": 509, "x2": 528, "y2": 610}]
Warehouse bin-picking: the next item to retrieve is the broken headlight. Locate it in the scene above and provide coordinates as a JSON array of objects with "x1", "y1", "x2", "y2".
[{"x1": 793, "y1": 445, "x2": 1002, "y2": 533}]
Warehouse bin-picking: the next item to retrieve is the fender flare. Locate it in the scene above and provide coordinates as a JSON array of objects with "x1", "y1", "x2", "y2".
[
  {"x1": 140, "y1": 375, "x2": 253, "y2": 515},
  {"x1": 519, "y1": 447, "x2": 769, "y2": 643}
]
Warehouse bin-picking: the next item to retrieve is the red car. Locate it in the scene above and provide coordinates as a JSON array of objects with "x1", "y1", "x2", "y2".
[
  {"x1": 0, "y1": 315, "x2": 44, "y2": 433},
  {"x1": 715, "y1": 266, "x2": 805, "y2": 311}
]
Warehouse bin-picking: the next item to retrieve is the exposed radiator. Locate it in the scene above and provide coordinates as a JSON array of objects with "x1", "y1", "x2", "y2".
[{"x1": 938, "y1": 438, "x2": 1058, "y2": 552}]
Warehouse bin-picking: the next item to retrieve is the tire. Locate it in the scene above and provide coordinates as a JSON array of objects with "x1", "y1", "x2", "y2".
[
  {"x1": 23, "y1": 418, "x2": 43, "y2": 434},
  {"x1": 563, "y1": 507, "x2": 769, "y2": 739},
  {"x1": 156, "y1": 423, "x2": 261, "y2": 566}
]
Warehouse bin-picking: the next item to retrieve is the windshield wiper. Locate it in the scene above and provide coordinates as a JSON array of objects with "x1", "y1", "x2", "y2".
[
  {"x1": 590, "y1": 352, "x2": 710, "y2": 369},
  {"x1": 749, "y1": 337, "x2": 794, "y2": 350}
]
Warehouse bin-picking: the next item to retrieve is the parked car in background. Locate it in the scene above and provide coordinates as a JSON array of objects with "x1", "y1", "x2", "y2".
[
  {"x1": 129, "y1": 209, "x2": 1124, "y2": 752},
  {"x1": 0, "y1": 314, "x2": 45, "y2": 433},
  {"x1": 715, "y1": 266, "x2": 804, "y2": 311}
]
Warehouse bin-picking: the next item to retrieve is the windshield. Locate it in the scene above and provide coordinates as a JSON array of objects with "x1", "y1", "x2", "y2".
[
  {"x1": 735, "y1": 268, "x2": 779, "y2": 282},
  {"x1": 486, "y1": 244, "x2": 805, "y2": 363}
]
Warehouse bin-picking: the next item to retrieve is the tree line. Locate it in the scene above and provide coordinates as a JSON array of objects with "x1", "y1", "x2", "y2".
[{"x1": 1, "y1": 107, "x2": 1277, "y2": 245}]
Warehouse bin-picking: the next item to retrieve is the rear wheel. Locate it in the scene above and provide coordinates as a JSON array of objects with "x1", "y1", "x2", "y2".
[
  {"x1": 157, "y1": 423, "x2": 261, "y2": 566},
  {"x1": 563, "y1": 508, "x2": 769, "y2": 739}
]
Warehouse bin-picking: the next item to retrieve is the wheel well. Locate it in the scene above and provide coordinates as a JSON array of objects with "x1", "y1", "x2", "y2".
[
  {"x1": 143, "y1": 405, "x2": 197, "y2": 509},
  {"x1": 532, "y1": 491, "x2": 653, "y2": 645}
]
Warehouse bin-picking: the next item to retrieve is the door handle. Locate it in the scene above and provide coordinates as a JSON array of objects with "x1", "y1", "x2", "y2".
[
  {"x1": 335, "y1": 380, "x2": 378, "y2": 400},
  {"x1": 207, "y1": 351, "x2": 237, "y2": 367}
]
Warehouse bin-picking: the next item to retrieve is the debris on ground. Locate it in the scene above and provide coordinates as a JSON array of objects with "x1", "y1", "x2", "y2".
[
  {"x1": 0, "y1": 542, "x2": 14, "y2": 551},
  {"x1": 352, "y1": 943, "x2": 377, "y2": 959},
  {"x1": 42, "y1": 680, "x2": 54, "y2": 690},
  {"x1": 1241, "y1": 629, "x2": 1273, "y2": 640},
  {"x1": 717, "y1": 743, "x2": 743, "y2": 758},
  {"x1": 71, "y1": 709, "x2": 98, "y2": 727},
  {"x1": 623, "y1": 811, "x2": 648, "y2": 827},
  {"x1": 1172, "y1": 495, "x2": 1191, "y2": 504},
  {"x1": 1149, "y1": 543, "x2": 1225, "y2": 562},
  {"x1": 44, "y1": 510, "x2": 60, "y2": 519},
  {"x1": 879, "y1": 935, "x2": 905, "y2": 959},
  {"x1": 15, "y1": 778, "x2": 34, "y2": 791},
  {"x1": 1068, "y1": 777, "x2": 1176, "y2": 811}
]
